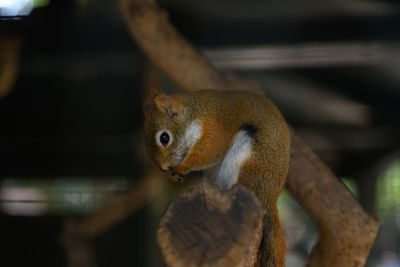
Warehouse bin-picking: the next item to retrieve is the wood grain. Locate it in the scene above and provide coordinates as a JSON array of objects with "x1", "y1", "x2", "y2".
[{"x1": 158, "y1": 182, "x2": 264, "y2": 267}]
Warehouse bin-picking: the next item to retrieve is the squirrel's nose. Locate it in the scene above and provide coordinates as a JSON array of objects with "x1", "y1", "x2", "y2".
[{"x1": 160, "y1": 164, "x2": 171, "y2": 172}]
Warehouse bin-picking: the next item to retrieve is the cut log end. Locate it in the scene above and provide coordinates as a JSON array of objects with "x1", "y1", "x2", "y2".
[{"x1": 157, "y1": 182, "x2": 265, "y2": 267}]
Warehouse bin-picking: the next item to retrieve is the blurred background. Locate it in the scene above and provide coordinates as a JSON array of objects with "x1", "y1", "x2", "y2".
[{"x1": 1, "y1": 0, "x2": 400, "y2": 266}]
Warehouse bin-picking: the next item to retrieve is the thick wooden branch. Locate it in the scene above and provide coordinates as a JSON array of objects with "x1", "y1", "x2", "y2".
[
  {"x1": 288, "y1": 131, "x2": 379, "y2": 266},
  {"x1": 158, "y1": 182, "x2": 264, "y2": 267},
  {"x1": 119, "y1": 0, "x2": 260, "y2": 95},
  {"x1": 119, "y1": 0, "x2": 379, "y2": 265}
]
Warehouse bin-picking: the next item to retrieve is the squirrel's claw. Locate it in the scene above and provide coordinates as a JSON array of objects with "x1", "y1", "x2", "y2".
[
  {"x1": 166, "y1": 170, "x2": 184, "y2": 182},
  {"x1": 170, "y1": 171, "x2": 184, "y2": 182},
  {"x1": 176, "y1": 174, "x2": 184, "y2": 182}
]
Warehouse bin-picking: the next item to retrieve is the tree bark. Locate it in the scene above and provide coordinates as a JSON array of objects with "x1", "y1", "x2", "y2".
[
  {"x1": 119, "y1": 0, "x2": 380, "y2": 265},
  {"x1": 288, "y1": 131, "x2": 379, "y2": 266},
  {"x1": 118, "y1": 0, "x2": 260, "y2": 95},
  {"x1": 157, "y1": 182, "x2": 264, "y2": 267}
]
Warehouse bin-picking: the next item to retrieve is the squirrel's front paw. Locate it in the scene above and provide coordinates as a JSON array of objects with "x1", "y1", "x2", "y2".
[{"x1": 167, "y1": 170, "x2": 184, "y2": 182}]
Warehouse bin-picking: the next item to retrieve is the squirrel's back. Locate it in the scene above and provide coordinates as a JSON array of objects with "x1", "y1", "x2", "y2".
[{"x1": 180, "y1": 90, "x2": 286, "y2": 134}]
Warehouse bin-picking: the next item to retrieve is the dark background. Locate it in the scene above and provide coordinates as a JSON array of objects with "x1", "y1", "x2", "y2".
[{"x1": 1, "y1": 0, "x2": 400, "y2": 266}]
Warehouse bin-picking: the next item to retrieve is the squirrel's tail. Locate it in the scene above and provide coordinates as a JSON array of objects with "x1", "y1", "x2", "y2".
[{"x1": 258, "y1": 206, "x2": 286, "y2": 267}]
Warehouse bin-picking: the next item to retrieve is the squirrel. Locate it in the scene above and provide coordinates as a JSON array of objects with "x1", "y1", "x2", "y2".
[{"x1": 143, "y1": 89, "x2": 290, "y2": 267}]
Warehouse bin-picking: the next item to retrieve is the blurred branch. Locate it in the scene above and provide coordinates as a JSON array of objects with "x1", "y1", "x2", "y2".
[
  {"x1": 80, "y1": 168, "x2": 164, "y2": 237},
  {"x1": 250, "y1": 73, "x2": 371, "y2": 126},
  {"x1": 0, "y1": 36, "x2": 21, "y2": 98},
  {"x1": 119, "y1": 0, "x2": 379, "y2": 265},
  {"x1": 62, "y1": 219, "x2": 97, "y2": 267},
  {"x1": 203, "y1": 42, "x2": 400, "y2": 70}
]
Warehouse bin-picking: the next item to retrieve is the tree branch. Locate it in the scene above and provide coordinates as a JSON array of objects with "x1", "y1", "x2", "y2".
[
  {"x1": 119, "y1": 0, "x2": 260, "y2": 95},
  {"x1": 80, "y1": 169, "x2": 163, "y2": 237},
  {"x1": 288, "y1": 131, "x2": 379, "y2": 266},
  {"x1": 119, "y1": 0, "x2": 379, "y2": 265},
  {"x1": 158, "y1": 182, "x2": 264, "y2": 267}
]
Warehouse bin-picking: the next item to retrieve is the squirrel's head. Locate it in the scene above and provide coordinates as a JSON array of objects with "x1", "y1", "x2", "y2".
[{"x1": 143, "y1": 91, "x2": 194, "y2": 173}]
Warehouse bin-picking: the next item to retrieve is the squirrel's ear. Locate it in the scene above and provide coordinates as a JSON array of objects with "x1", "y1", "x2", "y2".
[
  {"x1": 153, "y1": 94, "x2": 177, "y2": 115},
  {"x1": 143, "y1": 99, "x2": 153, "y2": 117},
  {"x1": 143, "y1": 88, "x2": 161, "y2": 117}
]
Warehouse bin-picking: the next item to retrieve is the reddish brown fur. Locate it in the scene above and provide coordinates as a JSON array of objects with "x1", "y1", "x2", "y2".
[
  {"x1": 173, "y1": 118, "x2": 233, "y2": 175},
  {"x1": 144, "y1": 90, "x2": 290, "y2": 266}
]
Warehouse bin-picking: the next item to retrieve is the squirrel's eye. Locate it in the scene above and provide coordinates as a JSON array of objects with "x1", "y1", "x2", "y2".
[
  {"x1": 160, "y1": 132, "x2": 170, "y2": 146},
  {"x1": 156, "y1": 130, "x2": 173, "y2": 147}
]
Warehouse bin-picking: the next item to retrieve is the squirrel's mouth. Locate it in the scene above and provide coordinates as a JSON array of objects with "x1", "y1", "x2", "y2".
[{"x1": 172, "y1": 149, "x2": 188, "y2": 166}]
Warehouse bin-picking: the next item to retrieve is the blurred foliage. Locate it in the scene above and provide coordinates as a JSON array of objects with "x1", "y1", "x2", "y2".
[
  {"x1": 376, "y1": 160, "x2": 400, "y2": 217},
  {"x1": 34, "y1": 0, "x2": 50, "y2": 8},
  {"x1": 33, "y1": 0, "x2": 90, "y2": 8},
  {"x1": 342, "y1": 177, "x2": 358, "y2": 197}
]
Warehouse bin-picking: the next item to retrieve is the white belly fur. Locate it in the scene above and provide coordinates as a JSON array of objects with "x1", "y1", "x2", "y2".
[{"x1": 213, "y1": 130, "x2": 253, "y2": 190}]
